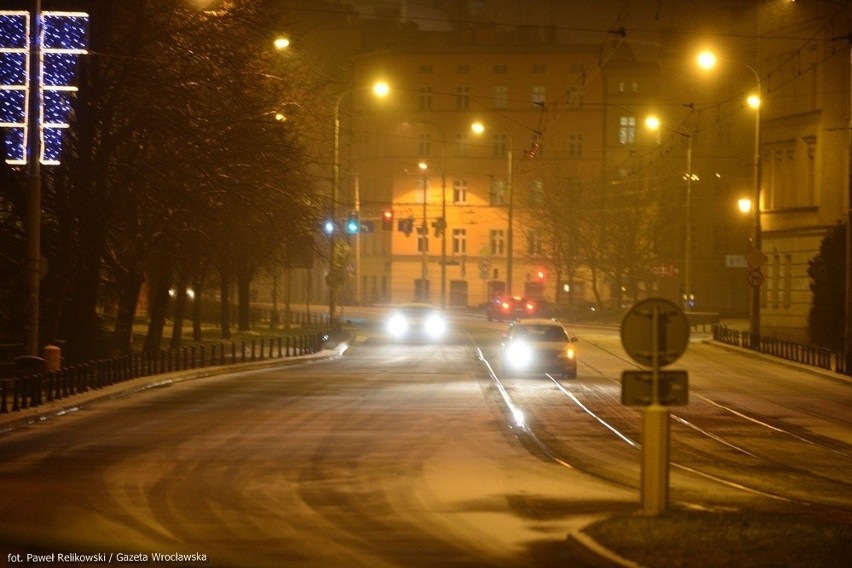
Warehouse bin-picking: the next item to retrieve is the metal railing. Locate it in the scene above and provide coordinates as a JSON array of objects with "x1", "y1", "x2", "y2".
[
  {"x1": 713, "y1": 325, "x2": 849, "y2": 376},
  {"x1": 0, "y1": 332, "x2": 326, "y2": 415}
]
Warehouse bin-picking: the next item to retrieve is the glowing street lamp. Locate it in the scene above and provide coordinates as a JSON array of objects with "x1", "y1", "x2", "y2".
[
  {"x1": 329, "y1": 81, "x2": 389, "y2": 324},
  {"x1": 471, "y1": 121, "x2": 515, "y2": 295},
  {"x1": 698, "y1": 49, "x2": 763, "y2": 337}
]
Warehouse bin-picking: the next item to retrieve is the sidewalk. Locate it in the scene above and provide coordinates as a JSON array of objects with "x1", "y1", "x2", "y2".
[{"x1": 0, "y1": 333, "x2": 351, "y2": 434}]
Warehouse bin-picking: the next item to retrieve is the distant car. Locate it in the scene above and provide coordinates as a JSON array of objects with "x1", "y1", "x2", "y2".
[
  {"x1": 501, "y1": 318, "x2": 578, "y2": 378},
  {"x1": 385, "y1": 303, "x2": 448, "y2": 341},
  {"x1": 486, "y1": 295, "x2": 536, "y2": 322}
]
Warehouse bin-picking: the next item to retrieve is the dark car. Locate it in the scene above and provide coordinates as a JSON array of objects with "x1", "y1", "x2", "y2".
[
  {"x1": 486, "y1": 295, "x2": 537, "y2": 322},
  {"x1": 384, "y1": 303, "x2": 448, "y2": 342},
  {"x1": 501, "y1": 318, "x2": 578, "y2": 378}
]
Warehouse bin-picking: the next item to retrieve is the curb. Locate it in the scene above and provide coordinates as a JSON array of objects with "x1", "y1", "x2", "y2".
[
  {"x1": 0, "y1": 339, "x2": 350, "y2": 434},
  {"x1": 566, "y1": 530, "x2": 643, "y2": 568}
]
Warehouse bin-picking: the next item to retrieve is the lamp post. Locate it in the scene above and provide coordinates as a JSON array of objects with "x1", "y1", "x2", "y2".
[
  {"x1": 471, "y1": 122, "x2": 514, "y2": 295},
  {"x1": 646, "y1": 116, "x2": 695, "y2": 310},
  {"x1": 418, "y1": 161, "x2": 429, "y2": 301},
  {"x1": 408, "y1": 120, "x2": 448, "y2": 307},
  {"x1": 698, "y1": 50, "x2": 762, "y2": 337},
  {"x1": 330, "y1": 81, "x2": 389, "y2": 326}
]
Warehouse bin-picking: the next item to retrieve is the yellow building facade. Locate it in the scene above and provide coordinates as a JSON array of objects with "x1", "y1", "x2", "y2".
[{"x1": 339, "y1": 45, "x2": 605, "y2": 308}]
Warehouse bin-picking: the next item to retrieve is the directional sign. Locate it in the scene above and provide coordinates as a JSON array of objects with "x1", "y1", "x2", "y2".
[
  {"x1": 620, "y1": 298, "x2": 690, "y2": 367},
  {"x1": 621, "y1": 370, "x2": 689, "y2": 406}
]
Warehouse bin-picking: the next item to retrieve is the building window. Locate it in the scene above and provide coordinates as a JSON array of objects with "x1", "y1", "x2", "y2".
[
  {"x1": 418, "y1": 64, "x2": 433, "y2": 74},
  {"x1": 531, "y1": 85, "x2": 545, "y2": 108},
  {"x1": 456, "y1": 64, "x2": 470, "y2": 74},
  {"x1": 567, "y1": 85, "x2": 583, "y2": 108},
  {"x1": 619, "y1": 116, "x2": 636, "y2": 145},
  {"x1": 456, "y1": 86, "x2": 470, "y2": 110},
  {"x1": 490, "y1": 229, "x2": 505, "y2": 255},
  {"x1": 494, "y1": 64, "x2": 508, "y2": 74},
  {"x1": 526, "y1": 230, "x2": 543, "y2": 255},
  {"x1": 493, "y1": 85, "x2": 508, "y2": 109},
  {"x1": 568, "y1": 133, "x2": 583, "y2": 158},
  {"x1": 454, "y1": 131, "x2": 469, "y2": 157},
  {"x1": 490, "y1": 178, "x2": 506, "y2": 206},
  {"x1": 528, "y1": 180, "x2": 544, "y2": 205},
  {"x1": 532, "y1": 63, "x2": 546, "y2": 74},
  {"x1": 784, "y1": 254, "x2": 792, "y2": 309},
  {"x1": 453, "y1": 179, "x2": 468, "y2": 204},
  {"x1": 418, "y1": 132, "x2": 431, "y2": 156},
  {"x1": 493, "y1": 133, "x2": 508, "y2": 158},
  {"x1": 452, "y1": 228, "x2": 467, "y2": 254},
  {"x1": 418, "y1": 87, "x2": 432, "y2": 110}
]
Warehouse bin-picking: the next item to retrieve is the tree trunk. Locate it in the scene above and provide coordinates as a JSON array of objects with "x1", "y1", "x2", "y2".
[
  {"x1": 219, "y1": 270, "x2": 231, "y2": 340},
  {"x1": 170, "y1": 272, "x2": 188, "y2": 350},
  {"x1": 144, "y1": 271, "x2": 172, "y2": 353},
  {"x1": 112, "y1": 269, "x2": 145, "y2": 355}
]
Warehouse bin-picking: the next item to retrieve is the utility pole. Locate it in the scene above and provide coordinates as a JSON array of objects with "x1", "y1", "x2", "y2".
[{"x1": 24, "y1": 0, "x2": 42, "y2": 356}]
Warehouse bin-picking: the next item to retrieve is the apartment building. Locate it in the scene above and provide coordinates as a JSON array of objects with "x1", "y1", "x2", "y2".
[{"x1": 339, "y1": 43, "x2": 605, "y2": 307}]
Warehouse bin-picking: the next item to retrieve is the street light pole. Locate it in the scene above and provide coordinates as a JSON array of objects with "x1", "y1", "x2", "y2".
[
  {"x1": 506, "y1": 147, "x2": 514, "y2": 296},
  {"x1": 330, "y1": 82, "x2": 389, "y2": 326},
  {"x1": 697, "y1": 51, "x2": 762, "y2": 336},
  {"x1": 419, "y1": 162, "x2": 429, "y2": 301}
]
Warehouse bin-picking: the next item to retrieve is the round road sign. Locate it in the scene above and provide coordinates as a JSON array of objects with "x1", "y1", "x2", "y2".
[
  {"x1": 620, "y1": 298, "x2": 690, "y2": 367},
  {"x1": 747, "y1": 268, "x2": 764, "y2": 288}
]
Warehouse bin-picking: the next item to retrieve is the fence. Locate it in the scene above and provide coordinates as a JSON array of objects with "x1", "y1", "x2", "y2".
[
  {"x1": 712, "y1": 324, "x2": 850, "y2": 376},
  {"x1": 0, "y1": 332, "x2": 326, "y2": 415}
]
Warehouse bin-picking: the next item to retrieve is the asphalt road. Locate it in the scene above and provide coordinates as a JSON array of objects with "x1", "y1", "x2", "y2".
[{"x1": 1, "y1": 314, "x2": 850, "y2": 567}]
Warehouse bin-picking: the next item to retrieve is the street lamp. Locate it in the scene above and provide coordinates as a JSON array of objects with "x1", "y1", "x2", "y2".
[
  {"x1": 330, "y1": 81, "x2": 389, "y2": 326},
  {"x1": 418, "y1": 161, "x2": 430, "y2": 301},
  {"x1": 406, "y1": 120, "x2": 447, "y2": 307},
  {"x1": 698, "y1": 50, "x2": 762, "y2": 337},
  {"x1": 471, "y1": 121, "x2": 514, "y2": 296},
  {"x1": 646, "y1": 115, "x2": 695, "y2": 310}
]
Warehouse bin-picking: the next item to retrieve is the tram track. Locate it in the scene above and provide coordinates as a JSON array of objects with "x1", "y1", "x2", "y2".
[{"x1": 472, "y1": 331, "x2": 852, "y2": 518}]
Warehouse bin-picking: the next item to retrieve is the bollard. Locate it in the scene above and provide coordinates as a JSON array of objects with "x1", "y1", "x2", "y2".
[{"x1": 43, "y1": 345, "x2": 61, "y2": 372}]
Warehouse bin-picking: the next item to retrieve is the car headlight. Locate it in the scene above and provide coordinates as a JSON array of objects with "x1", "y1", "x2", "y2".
[
  {"x1": 424, "y1": 314, "x2": 446, "y2": 338},
  {"x1": 564, "y1": 346, "x2": 575, "y2": 360},
  {"x1": 386, "y1": 314, "x2": 408, "y2": 337},
  {"x1": 506, "y1": 341, "x2": 533, "y2": 368}
]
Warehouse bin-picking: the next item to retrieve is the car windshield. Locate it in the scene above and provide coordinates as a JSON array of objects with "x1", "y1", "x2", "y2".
[
  {"x1": 399, "y1": 306, "x2": 436, "y2": 317},
  {"x1": 516, "y1": 325, "x2": 566, "y2": 342}
]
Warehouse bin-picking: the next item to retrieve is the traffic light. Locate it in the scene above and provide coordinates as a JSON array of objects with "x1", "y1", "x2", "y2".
[
  {"x1": 431, "y1": 216, "x2": 446, "y2": 237},
  {"x1": 346, "y1": 210, "x2": 359, "y2": 234},
  {"x1": 536, "y1": 269, "x2": 546, "y2": 280},
  {"x1": 323, "y1": 219, "x2": 335, "y2": 235},
  {"x1": 381, "y1": 209, "x2": 394, "y2": 231}
]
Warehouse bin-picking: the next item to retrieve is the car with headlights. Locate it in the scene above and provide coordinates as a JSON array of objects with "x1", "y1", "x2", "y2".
[
  {"x1": 486, "y1": 295, "x2": 537, "y2": 322},
  {"x1": 384, "y1": 303, "x2": 448, "y2": 342},
  {"x1": 500, "y1": 318, "x2": 578, "y2": 378}
]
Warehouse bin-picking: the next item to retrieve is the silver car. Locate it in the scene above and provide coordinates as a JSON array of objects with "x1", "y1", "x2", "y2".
[{"x1": 501, "y1": 318, "x2": 578, "y2": 378}]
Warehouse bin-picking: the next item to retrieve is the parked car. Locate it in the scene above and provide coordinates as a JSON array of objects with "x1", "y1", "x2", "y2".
[
  {"x1": 501, "y1": 318, "x2": 578, "y2": 378},
  {"x1": 486, "y1": 295, "x2": 537, "y2": 322},
  {"x1": 384, "y1": 303, "x2": 448, "y2": 342}
]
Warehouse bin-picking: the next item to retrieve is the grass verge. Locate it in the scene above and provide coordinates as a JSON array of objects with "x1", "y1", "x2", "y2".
[{"x1": 582, "y1": 508, "x2": 852, "y2": 567}]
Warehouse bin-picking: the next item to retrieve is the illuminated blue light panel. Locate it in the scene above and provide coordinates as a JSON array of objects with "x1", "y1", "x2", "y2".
[{"x1": 0, "y1": 10, "x2": 88, "y2": 165}]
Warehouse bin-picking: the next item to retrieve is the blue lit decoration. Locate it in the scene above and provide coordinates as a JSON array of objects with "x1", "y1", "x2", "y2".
[{"x1": 0, "y1": 10, "x2": 88, "y2": 166}]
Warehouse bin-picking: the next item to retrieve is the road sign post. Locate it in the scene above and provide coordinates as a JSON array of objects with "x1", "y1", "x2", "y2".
[{"x1": 620, "y1": 298, "x2": 690, "y2": 515}]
